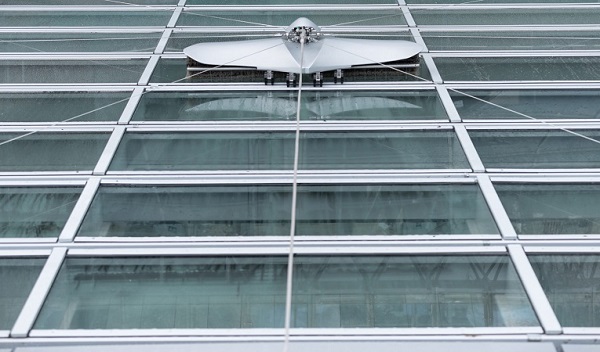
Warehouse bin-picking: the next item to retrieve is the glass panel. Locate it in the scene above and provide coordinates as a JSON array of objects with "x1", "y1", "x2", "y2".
[
  {"x1": 413, "y1": 9, "x2": 600, "y2": 26},
  {"x1": 0, "y1": 92, "x2": 130, "y2": 123},
  {"x1": 0, "y1": 60, "x2": 147, "y2": 84},
  {"x1": 0, "y1": 132, "x2": 109, "y2": 172},
  {"x1": 132, "y1": 90, "x2": 446, "y2": 122},
  {"x1": 0, "y1": 33, "x2": 162, "y2": 53},
  {"x1": 296, "y1": 184, "x2": 498, "y2": 236},
  {"x1": 293, "y1": 255, "x2": 538, "y2": 328},
  {"x1": 408, "y1": 0, "x2": 599, "y2": 3},
  {"x1": 422, "y1": 31, "x2": 600, "y2": 51},
  {"x1": 435, "y1": 57, "x2": 600, "y2": 82},
  {"x1": 0, "y1": 187, "x2": 82, "y2": 238},
  {"x1": 177, "y1": 10, "x2": 406, "y2": 27},
  {"x1": 188, "y1": 0, "x2": 396, "y2": 4},
  {"x1": 150, "y1": 58, "x2": 431, "y2": 84},
  {"x1": 0, "y1": 0, "x2": 176, "y2": 3},
  {"x1": 470, "y1": 130, "x2": 600, "y2": 169},
  {"x1": 109, "y1": 130, "x2": 468, "y2": 171},
  {"x1": 0, "y1": 258, "x2": 45, "y2": 330},
  {"x1": 451, "y1": 90, "x2": 600, "y2": 120},
  {"x1": 34, "y1": 256, "x2": 287, "y2": 329},
  {"x1": 109, "y1": 132, "x2": 295, "y2": 171},
  {"x1": 77, "y1": 185, "x2": 292, "y2": 237},
  {"x1": 0, "y1": 11, "x2": 173, "y2": 27},
  {"x1": 298, "y1": 131, "x2": 469, "y2": 170},
  {"x1": 496, "y1": 183, "x2": 600, "y2": 235},
  {"x1": 530, "y1": 255, "x2": 600, "y2": 327}
]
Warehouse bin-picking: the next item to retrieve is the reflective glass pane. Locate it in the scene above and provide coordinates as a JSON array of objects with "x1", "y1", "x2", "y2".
[
  {"x1": 408, "y1": 0, "x2": 599, "y2": 3},
  {"x1": 0, "y1": 11, "x2": 173, "y2": 27},
  {"x1": 413, "y1": 9, "x2": 600, "y2": 26},
  {"x1": 496, "y1": 183, "x2": 600, "y2": 235},
  {"x1": 530, "y1": 255, "x2": 600, "y2": 327},
  {"x1": 0, "y1": 60, "x2": 147, "y2": 84},
  {"x1": 0, "y1": 0, "x2": 176, "y2": 3},
  {"x1": 435, "y1": 57, "x2": 600, "y2": 82},
  {"x1": 0, "y1": 187, "x2": 82, "y2": 238},
  {"x1": 0, "y1": 92, "x2": 130, "y2": 123},
  {"x1": 0, "y1": 258, "x2": 45, "y2": 330},
  {"x1": 293, "y1": 255, "x2": 538, "y2": 328},
  {"x1": 298, "y1": 131, "x2": 469, "y2": 170},
  {"x1": 132, "y1": 90, "x2": 446, "y2": 122},
  {"x1": 34, "y1": 256, "x2": 287, "y2": 329},
  {"x1": 296, "y1": 184, "x2": 498, "y2": 236},
  {"x1": 150, "y1": 58, "x2": 430, "y2": 84},
  {"x1": 0, "y1": 33, "x2": 162, "y2": 53},
  {"x1": 188, "y1": 0, "x2": 395, "y2": 4},
  {"x1": 109, "y1": 132, "x2": 295, "y2": 171},
  {"x1": 77, "y1": 185, "x2": 292, "y2": 237},
  {"x1": 451, "y1": 90, "x2": 600, "y2": 120},
  {"x1": 470, "y1": 130, "x2": 600, "y2": 169},
  {"x1": 177, "y1": 10, "x2": 406, "y2": 27},
  {"x1": 109, "y1": 130, "x2": 468, "y2": 171},
  {"x1": 422, "y1": 31, "x2": 600, "y2": 51},
  {"x1": 0, "y1": 132, "x2": 109, "y2": 172}
]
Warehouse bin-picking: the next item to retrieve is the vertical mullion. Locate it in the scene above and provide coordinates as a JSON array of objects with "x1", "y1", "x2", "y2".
[
  {"x1": 455, "y1": 125, "x2": 484, "y2": 171},
  {"x1": 11, "y1": 248, "x2": 67, "y2": 338},
  {"x1": 477, "y1": 174, "x2": 517, "y2": 240},
  {"x1": 508, "y1": 245, "x2": 562, "y2": 335},
  {"x1": 93, "y1": 126, "x2": 126, "y2": 175},
  {"x1": 58, "y1": 177, "x2": 101, "y2": 243}
]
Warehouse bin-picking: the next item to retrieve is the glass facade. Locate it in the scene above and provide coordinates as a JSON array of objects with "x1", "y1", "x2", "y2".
[{"x1": 0, "y1": 0, "x2": 598, "y2": 350}]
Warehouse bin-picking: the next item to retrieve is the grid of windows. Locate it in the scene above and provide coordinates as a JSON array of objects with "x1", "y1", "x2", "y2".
[{"x1": 1, "y1": 0, "x2": 600, "y2": 351}]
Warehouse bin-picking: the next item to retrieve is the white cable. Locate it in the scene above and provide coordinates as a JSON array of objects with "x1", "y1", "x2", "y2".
[
  {"x1": 283, "y1": 31, "x2": 306, "y2": 352},
  {"x1": 323, "y1": 41, "x2": 600, "y2": 147}
]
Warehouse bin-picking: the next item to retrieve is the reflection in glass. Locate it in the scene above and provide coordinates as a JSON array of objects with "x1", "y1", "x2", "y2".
[
  {"x1": 77, "y1": 185, "x2": 292, "y2": 237},
  {"x1": 408, "y1": 0, "x2": 597, "y2": 3},
  {"x1": 76, "y1": 184, "x2": 497, "y2": 238},
  {"x1": 109, "y1": 130, "x2": 468, "y2": 171},
  {"x1": 0, "y1": 11, "x2": 173, "y2": 27},
  {"x1": 0, "y1": 132, "x2": 109, "y2": 172},
  {"x1": 413, "y1": 9, "x2": 600, "y2": 26},
  {"x1": 450, "y1": 90, "x2": 600, "y2": 120},
  {"x1": 296, "y1": 184, "x2": 498, "y2": 235},
  {"x1": 530, "y1": 255, "x2": 600, "y2": 327},
  {"x1": 293, "y1": 255, "x2": 538, "y2": 328},
  {"x1": 470, "y1": 130, "x2": 600, "y2": 169},
  {"x1": 0, "y1": 187, "x2": 81, "y2": 238},
  {"x1": 0, "y1": 92, "x2": 129, "y2": 123},
  {"x1": 109, "y1": 132, "x2": 295, "y2": 171},
  {"x1": 132, "y1": 90, "x2": 446, "y2": 122},
  {"x1": 34, "y1": 256, "x2": 287, "y2": 329},
  {"x1": 423, "y1": 31, "x2": 600, "y2": 52},
  {"x1": 435, "y1": 57, "x2": 600, "y2": 82},
  {"x1": 298, "y1": 131, "x2": 469, "y2": 170},
  {"x1": 177, "y1": 10, "x2": 406, "y2": 27},
  {"x1": 0, "y1": 258, "x2": 45, "y2": 330},
  {"x1": 0, "y1": 0, "x2": 176, "y2": 4},
  {"x1": 0, "y1": 33, "x2": 162, "y2": 53},
  {"x1": 0, "y1": 60, "x2": 147, "y2": 84},
  {"x1": 187, "y1": 0, "x2": 395, "y2": 4},
  {"x1": 496, "y1": 183, "x2": 600, "y2": 235}
]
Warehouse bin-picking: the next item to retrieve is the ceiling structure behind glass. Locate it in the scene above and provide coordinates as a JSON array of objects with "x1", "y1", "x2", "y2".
[{"x1": 1, "y1": 0, "x2": 600, "y2": 349}]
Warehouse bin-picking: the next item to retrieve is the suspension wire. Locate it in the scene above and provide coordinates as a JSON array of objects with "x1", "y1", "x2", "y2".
[
  {"x1": 0, "y1": 41, "x2": 286, "y2": 149},
  {"x1": 322, "y1": 41, "x2": 600, "y2": 147},
  {"x1": 283, "y1": 31, "x2": 306, "y2": 352},
  {"x1": 181, "y1": 11, "x2": 286, "y2": 28}
]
